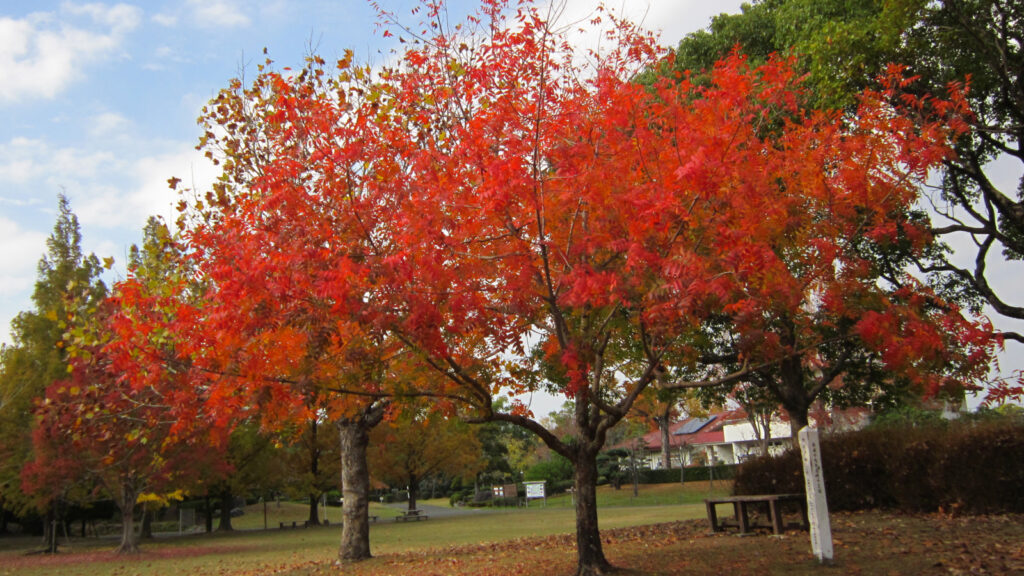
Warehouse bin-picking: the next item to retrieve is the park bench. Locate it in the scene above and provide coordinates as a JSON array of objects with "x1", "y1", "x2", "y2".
[
  {"x1": 278, "y1": 521, "x2": 311, "y2": 529},
  {"x1": 394, "y1": 509, "x2": 429, "y2": 522},
  {"x1": 705, "y1": 494, "x2": 808, "y2": 535}
]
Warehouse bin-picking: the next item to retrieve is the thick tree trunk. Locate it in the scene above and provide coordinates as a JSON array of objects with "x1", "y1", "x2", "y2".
[
  {"x1": 43, "y1": 504, "x2": 57, "y2": 553},
  {"x1": 778, "y1": 320, "x2": 811, "y2": 441},
  {"x1": 338, "y1": 420, "x2": 373, "y2": 561},
  {"x1": 203, "y1": 494, "x2": 213, "y2": 533},
  {"x1": 140, "y1": 505, "x2": 154, "y2": 540},
  {"x1": 573, "y1": 448, "x2": 611, "y2": 576},
  {"x1": 217, "y1": 487, "x2": 233, "y2": 532},
  {"x1": 407, "y1": 473, "x2": 418, "y2": 512},
  {"x1": 1, "y1": 506, "x2": 8, "y2": 534},
  {"x1": 786, "y1": 407, "x2": 809, "y2": 438},
  {"x1": 307, "y1": 493, "x2": 321, "y2": 526},
  {"x1": 116, "y1": 484, "x2": 139, "y2": 554}
]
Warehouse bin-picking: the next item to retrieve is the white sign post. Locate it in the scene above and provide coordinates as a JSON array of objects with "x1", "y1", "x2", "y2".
[{"x1": 799, "y1": 426, "x2": 834, "y2": 563}]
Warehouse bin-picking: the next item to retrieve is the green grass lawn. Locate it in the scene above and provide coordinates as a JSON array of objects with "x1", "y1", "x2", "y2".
[
  {"x1": 227, "y1": 500, "x2": 402, "y2": 531},
  {"x1": 3, "y1": 483, "x2": 1022, "y2": 576},
  {"x1": 0, "y1": 482, "x2": 724, "y2": 576}
]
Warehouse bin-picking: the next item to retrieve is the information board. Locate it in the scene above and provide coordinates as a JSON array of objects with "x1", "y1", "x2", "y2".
[{"x1": 524, "y1": 481, "x2": 546, "y2": 499}]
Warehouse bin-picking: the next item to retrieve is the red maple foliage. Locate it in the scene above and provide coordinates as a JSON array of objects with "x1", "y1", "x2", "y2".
[
  {"x1": 24, "y1": 289, "x2": 225, "y2": 554},
  {"x1": 179, "y1": 45, "x2": 403, "y2": 560},
  {"x1": 344, "y1": 3, "x2": 992, "y2": 574},
  {"x1": 173, "y1": 1, "x2": 995, "y2": 574}
]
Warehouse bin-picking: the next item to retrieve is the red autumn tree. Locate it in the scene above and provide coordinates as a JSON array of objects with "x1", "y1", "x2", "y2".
[
  {"x1": 346, "y1": 3, "x2": 992, "y2": 574},
  {"x1": 24, "y1": 221, "x2": 223, "y2": 554},
  {"x1": 24, "y1": 345, "x2": 217, "y2": 554},
  {"x1": 176, "y1": 1, "x2": 994, "y2": 574},
  {"x1": 177, "y1": 47, "x2": 405, "y2": 560},
  {"x1": 25, "y1": 219, "x2": 227, "y2": 555}
]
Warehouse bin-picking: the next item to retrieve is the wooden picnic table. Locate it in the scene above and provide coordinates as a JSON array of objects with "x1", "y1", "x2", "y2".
[
  {"x1": 705, "y1": 493, "x2": 808, "y2": 535},
  {"x1": 394, "y1": 509, "x2": 429, "y2": 522}
]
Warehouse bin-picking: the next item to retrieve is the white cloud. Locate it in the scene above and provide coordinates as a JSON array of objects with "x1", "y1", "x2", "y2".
[
  {"x1": 63, "y1": 2, "x2": 141, "y2": 33},
  {"x1": 187, "y1": 0, "x2": 251, "y2": 29},
  {"x1": 121, "y1": 145, "x2": 219, "y2": 227},
  {"x1": 526, "y1": 0, "x2": 745, "y2": 74},
  {"x1": 0, "y1": 134, "x2": 218, "y2": 348},
  {"x1": 0, "y1": 3, "x2": 142, "y2": 104},
  {"x1": 145, "y1": 45, "x2": 192, "y2": 70},
  {"x1": 0, "y1": 135, "x2": 216, "y2": 231},
  {"x1": 0, "y1": 216, "x2": 48, "y2": 346},
  {"x1": 151, "y1": 13, "x2": 178, "y2": 27},
  {"x1": 636, "y1": 1, "x2": 747, "y2": 46},
  {"x1": 0, "y1": 216, "x2": 47, "y2": 299},
  {"x1": 0, "y1": 137, "x2": 45, "y2": 183},
  {"x1": 88, "y1": 111, "x2": 131, "y2": 137},
  {"x1": 66, "y1": 143, "x2": 217, "y2": 231},
  {"x1": 547, "y1": 0, "x2": 744, "y2": 44}
]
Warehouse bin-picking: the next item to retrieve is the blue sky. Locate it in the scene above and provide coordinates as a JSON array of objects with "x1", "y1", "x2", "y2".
[{"x1": 0, "y1": 0, "x2": 749, "y2": 350}]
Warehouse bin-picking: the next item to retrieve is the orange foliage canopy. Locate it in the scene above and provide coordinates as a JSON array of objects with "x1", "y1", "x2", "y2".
[
  {"x1": 175, "y1": 0, "x2": 994, "y2": 483},
  {"x1": 167, "y1": 0, "x2": 995, "y2": 572}
]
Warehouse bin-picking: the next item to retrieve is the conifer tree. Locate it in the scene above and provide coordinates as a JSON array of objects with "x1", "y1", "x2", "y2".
[{"x1": 0, "y1": 194, "x2": 106, "y2": 542}]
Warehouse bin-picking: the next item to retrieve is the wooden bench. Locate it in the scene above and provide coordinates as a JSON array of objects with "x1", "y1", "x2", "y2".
[
  {"x1": 394, "y1": 509, "x2": 429, "y2": 522},
  {"x1": 279, "y1": 521, "x2": 308, "y2": 529},
  {"x1": 705, "y1": 494, "x2": 808, "y2": 535}
]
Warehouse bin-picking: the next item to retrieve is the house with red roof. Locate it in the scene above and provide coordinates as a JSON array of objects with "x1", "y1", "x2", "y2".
[{"x1": 634, "y1": 406, "x2": 873, "y2": 469}]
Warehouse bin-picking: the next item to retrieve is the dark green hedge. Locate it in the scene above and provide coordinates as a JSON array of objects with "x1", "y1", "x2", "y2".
[
  {"x1": 733, "y1": 420, "x2": 1024, "y2": 513},
  {"x1": 642, "y1": 464, "x2": 737, "y2": 484}
]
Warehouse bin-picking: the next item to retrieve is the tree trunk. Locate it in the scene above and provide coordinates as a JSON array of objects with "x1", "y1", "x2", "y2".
[
  {"x1": 307, "y1": 493, "x2": 321, "y2": 526},
  {"x1": 778, "y1": 321, "x2": 811, "y2": 441},
  {"x1": 786, "y1": 405, "x2": 810, "y2": 439},
  {"x1": 407, "y1": 473, "x2": 418, "y2": 512},
  {"x1": 0, "y1": 506, "x2": 8, "y2": 534},
  {"x1": 140, "y1": 505, "x2": 154, "y2": 540},
  {"x1": 43, "y1": 504, "x2": 57, "y2": 554},
  {"x1": 656, "y1": 413, "x2": 671, "y2": 469},
  {"x1": 759, "y1": 412, "x2": 772, "y2": 456},
  {"x1": 307, "y1": 420, "x2": 321, "y2": 526},
  {"x1": 204, "y1": 494, "x2": 213, "y2": 533},
  {"x1": 116, "y1": 484, "x2": 139, "y2": 554},
  {"x1": 338, "y1": 420, "x2": 373, "y2": 561},
  {"x1": 572, "y1": 447, "x2": 611, "y2": 576},
  {"x1": 630, "y1": 446, "x2": 639, "y2": 498},
  {"x1": 217, "y1": 487, "x2": 233, "y2": 532}
]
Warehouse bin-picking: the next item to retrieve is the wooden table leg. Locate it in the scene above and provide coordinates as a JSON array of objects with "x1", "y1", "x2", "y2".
[
  {"x1": 769, "y1": 498, "x2": 783, "y2": 534},
  {"x1": 706, "y1": 501, "x2": 720, "y2": 532},
  {"x1": 736, "y1": 501, "x2": 750, "y2": 534}
]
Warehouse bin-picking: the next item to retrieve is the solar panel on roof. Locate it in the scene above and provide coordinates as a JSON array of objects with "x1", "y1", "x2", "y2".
[{"x1": 673, "y1": 415, "x2": 716, "y2": 435}]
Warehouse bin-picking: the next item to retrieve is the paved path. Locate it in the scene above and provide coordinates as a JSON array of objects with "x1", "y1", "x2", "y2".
[{"x1": 383, "y1": 503, "x2": 486, "y2": 519}]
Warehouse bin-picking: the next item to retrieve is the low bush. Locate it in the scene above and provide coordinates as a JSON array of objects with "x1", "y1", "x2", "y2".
[{"x1": 734, "y1": 418, "x2": 1024, "y2": 514}]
